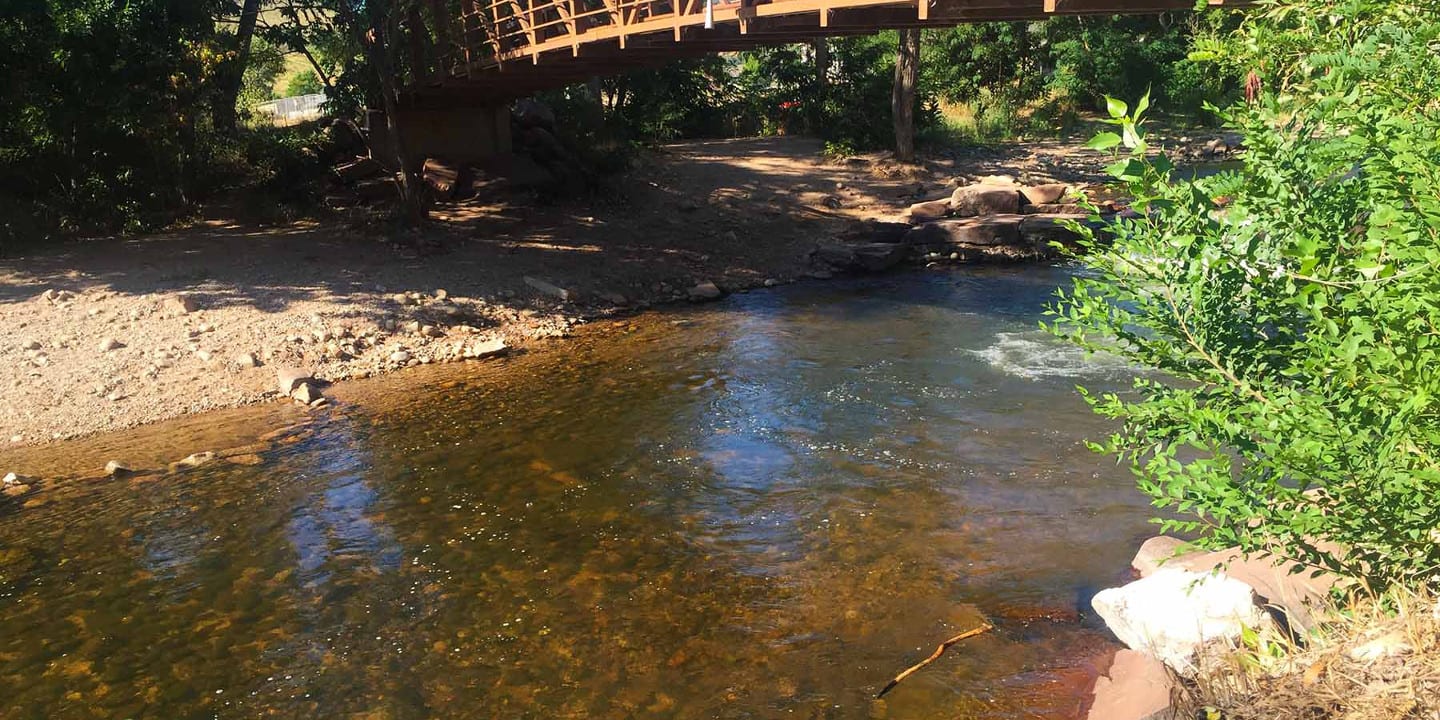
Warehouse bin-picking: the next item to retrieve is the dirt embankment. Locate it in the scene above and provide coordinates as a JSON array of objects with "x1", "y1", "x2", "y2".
[{"x1": 0, "y1": 133, "x2": 1220, "y2": 448}]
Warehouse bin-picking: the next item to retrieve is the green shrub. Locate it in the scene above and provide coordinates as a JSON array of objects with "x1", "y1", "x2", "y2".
[{"x1": 1050, "y1": 0, "x2": 1440, "y2": 590}]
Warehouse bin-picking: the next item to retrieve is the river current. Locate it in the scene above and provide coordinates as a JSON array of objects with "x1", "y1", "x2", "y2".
[{"x1": 0, "y1": 265, "x2": 1153, "y2": 719}]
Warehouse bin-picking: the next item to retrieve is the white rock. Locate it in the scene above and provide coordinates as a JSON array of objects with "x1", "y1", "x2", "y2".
[
  {"x1": 291, "y1": 382, "x2": 321, "y2": 404},
  {"x1": 688, "y1": 281, "x2": 724, "y2": 301},
  {"x1": 276, "y1": 367, "x2": 313, "y2": 396},
  {"x1": 1092, "y1": 568, "x2": 1270, "y2": 675},
  {"x1": 466, "y1": 337, "x2": 508, "y2": 359},
  {"x1": 196, "y1": 350, "x2": 212, "y2": 362},
  {"x1": 21, "y1": 340, "x2": 40, "y2": 351},
  {"x1": 234, "y1": 353, "x2": 260, "y2": 368},
  {"x1": 389, "y1": 350, "x2": 411, "y2": 364},
  {"x1": 524, "y1": 276, "x2": 576, "y2": 301},
  {"x1": 104, "y1": 460, "x2": 133, "y2": 478},
  {"x1": 171, "y1": 452, "x2": 215, "y2": 471},
  {"x1": 3, "y1": 472, "x2": 31, "y2": 487},
  {"x1": 97, "y1": 338, "x2": 123, "y2": 353}
]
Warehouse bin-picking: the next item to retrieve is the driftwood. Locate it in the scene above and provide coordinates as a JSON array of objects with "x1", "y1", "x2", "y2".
[{"x1": 876, "y1": 622, "x2": 994, "y2": 699}]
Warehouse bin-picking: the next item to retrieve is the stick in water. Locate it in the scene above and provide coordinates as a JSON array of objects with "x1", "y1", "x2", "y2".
[{"x1": 876, "y1": 622, "x2": 994, "y2": 699}]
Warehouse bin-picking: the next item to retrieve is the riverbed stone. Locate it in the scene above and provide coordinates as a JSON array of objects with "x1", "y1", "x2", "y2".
[
  {"x1": 951, "y1": 184, "x2": 1022, "y2": 216},
  {"x1": 688, "y1": 281, "x2": 724, "y2": 301},
  {"x1": 1020, "y1": 184, "x2": 1073, "y2": 207},
  {"x1": 1132, "y1": 536, "x2": 1188, "y2": 577},
  {"x1": 524, "y1": 276, "x2": 576, "y2": 302},
  {"x1": 276, "y1": 367, "x2": 313, "y2": 396},
  {"x1": 1018, "y1": 213, "x2": 1093, "y2": 249},
  {"x1": 1173, "y1": 547, "x2": 1342, "y2": 633},
  {"x1": 1085, "y1": 650, "x2": 1176, "y2": 720},
  {"x1": 1092, "y1": 567, "x2": 1271, "y2": 674},
  {"x1": 906, "y1": 199, "x2": 952, "y2": 222},
  {"x1": 291, "y1": 382, "x2": 322, "y2": 404},
  {"x1": 2, "y1": 472, "x2": 30, "y2": 487},
  {"x1": 98, "y1": 337, "x2": 123, "y2": 353},
  {"x1": 104, "y1": 460, "x2": 134, "y2": 478},
  {"x1": 170, "y1": 451, "x2": 216, "y2": 471},
  {"x1": 905, "y1": 216, "x2": 1023, "y2": 249},
  {"x1": 465, "y1": 337, "x2": 509, "y2": 359},
  {"x1": 234, "y1": 352, "x2": 260, "y2": 368}
]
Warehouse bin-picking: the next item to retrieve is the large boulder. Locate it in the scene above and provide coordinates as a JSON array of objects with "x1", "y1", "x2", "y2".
[
  {"x1": 905, "y1": 216, "x2": 1023, "y2": 249},
  {"x1": 1020, "y1": 183, "x2": 1074, "y2": 207},
  {"x1": 1092, "y1": 567, "x2": 1272, "y2": 675},
  {"x1": 1018, "y1": 213, "x2": 1093, "y2": 250},
  {"x1": 951, "y1": 184, "x2": 1022, "y2": 216},
  {"x1": 836, "y1": 219, "x2": 913, "y2": 244},
  {"x1": 1085, "y1": 650, "x2": 1176, "y2": 720}
]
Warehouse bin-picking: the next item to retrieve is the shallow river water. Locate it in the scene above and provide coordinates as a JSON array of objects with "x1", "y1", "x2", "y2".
[{"x1": 0, "y1": 265, "x2": 1156, "y2": 719}]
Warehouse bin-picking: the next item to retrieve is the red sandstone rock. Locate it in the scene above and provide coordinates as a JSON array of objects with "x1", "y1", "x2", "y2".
[
  {"x1": 1085, "y1": 649, "x2": 1175, "y2": 720},
  {"x1": 951, "y1": 184, "x2": 1022, "y2": 216}
]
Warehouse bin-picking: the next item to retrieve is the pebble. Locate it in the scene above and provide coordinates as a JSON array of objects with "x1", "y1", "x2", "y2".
[
  {"x1": 97, "y1": 337, "x2": 122, "y2": 353},
  {"x1": 22, "y1": 340, "x2": 40, "y2": 351},
  {"x1": 389, "y1": 350, "x2": 411, "y2": 364},
  {"x1": 235, "y1": 352, "x2": 260, "y2": 368},
  {"x1": 196, "y1": 350, "x2": 212, "y2": 362},
  {"x1": 3, "y1": 472, "x2": 30, "y2": 487},
  {"x1": 104, "y1": 460, "x2": 133, "y2": 478}
]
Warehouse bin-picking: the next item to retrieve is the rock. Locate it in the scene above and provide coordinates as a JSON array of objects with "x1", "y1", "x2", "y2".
[
  {"x1": 276, "y1": 367, "x2": 313, "y2": 396},
  {"x1": 1172, "y1": 547, "x2": 1342, "y2": 633},
  {"x1": 1085, "y1": 650, "x2": 1176, "y2": 720},
  {"x1": 423, "y1": 158, "x2": 472, "y2": 201},
  {"x1": 688, "y1": 281, "x2": 724, "y2": 301},
  {"x1": 905, "y1": 216, "x2": 1023, "y2": 249},
  {"x1": 2, "y1": 472, "x2": 30, "y2": 487},
  {"x1": 421, "y1": 324, "x2": 445, "y2": 338},
  {"x1": 1029, "y1": 202, "x2": 1089, "y2": 215},
  {"x1": 225, "y1": 453, "x2": 265, "y2": 466},
  {"x1": 951, "y1": 184, "x2": 1022, "y2": 216},
  {"x1": 1092, "y1": 568, "x2": 1271, "y2": 675},
  {"x1": 466, "y1": 337, "x2": 509, "y2": 359},
  {"x1": 1132, "y1": 536, "x2": 1189, "y2": 577},
  {"x1": 234, "y1": 352, "x2": 260, "y2": 368},
  {"x1": 1018, "y1": 213, "x2": 1094, "y2": 249},
  {"x1": 3, "y1": 484, "x2": 31, "y2": 498},
  {"x1": 851, "y1": 243, "x2": 908, "y2": 272},
  {"x1": 170, "y1": 294, "x2": 200, "y2": 315},
  {"x1": 171, "y1": 452, "x2": 215, "y2": 471},
  {"x1": 291, "y1": 382, "x2": 321, "y2": 404},
  {"x1": 597, "y1": 291, "x2": 628, "y2": 306},
  {"x1": 906, "y1": 199, "x2": 952, "y2": 222},
  {"x1": 837, "y1": 219, "x2": 913, "y2": 244},
  {"x1": 196, "y1": 350, "x2": 212, "y2": 362},
  {"x1": 434, "y1": 288, "x2": 448, "y2": 301},
  {"x1": 403, "y1": 320, "x2": 423, "y2": 334},
  {"x1": 21, "y1": 340, "x2": 40, "y2": 351},
  {"x1": 1020, "y1": 184, "x2": 1073, "y2": 206},
  {"x1": 1348, "y1": 631, "x2": 1413, "y2": 662},
  {"x1": 104, "y1": 460, "x2": 134, "y2": 478},
  {"x1": 763, "y1": 279, "x2": 779, "y2": 287},
  {"x1": 524, "y1": 276, "x2": 576, "y2": 302},
  {"x1": 389, "y1": 350, "x2": 412, "y2": 364},
  {"x1": 97, "y1": 337, "x2": 123, "y2": 353},
  {"x1": 976, "y1": 173, "x2": 1018, "y2": 185}
]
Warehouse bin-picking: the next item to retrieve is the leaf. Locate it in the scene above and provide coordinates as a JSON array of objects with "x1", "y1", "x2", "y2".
[
  {"x1": 1086, "y1": 132, "x2": 1123, "y2": 151},
  {"x1": 1134, "y1": 90, "x2": 1151, "y2": 121},
  {"x1": 1105, "y1": 96, "x2": 1128, "y2": 119}
]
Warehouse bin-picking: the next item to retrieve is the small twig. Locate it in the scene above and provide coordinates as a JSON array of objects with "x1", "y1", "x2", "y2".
[{"x1": 876, "y1": 622, "x2": 994, "y2": 699}]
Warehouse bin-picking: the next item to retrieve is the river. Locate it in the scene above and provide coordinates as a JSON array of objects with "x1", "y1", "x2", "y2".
[{"x1": 0, "y1": 264, "x2": 1155, "y2": 719}]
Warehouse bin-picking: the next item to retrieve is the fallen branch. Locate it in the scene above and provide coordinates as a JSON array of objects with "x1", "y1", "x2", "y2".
[{"x1": 876, "y1": 622, "x2": 994, "y2": 699}]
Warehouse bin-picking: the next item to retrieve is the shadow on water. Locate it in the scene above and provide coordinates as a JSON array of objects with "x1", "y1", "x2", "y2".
[{"x1": 0, "y1": 265, "x2": 1153, "y2": 719}]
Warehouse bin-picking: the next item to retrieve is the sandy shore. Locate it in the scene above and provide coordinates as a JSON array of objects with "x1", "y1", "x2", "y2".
[{"x1": 0, "y1": 134, "x2": 1157, "y2": 448}]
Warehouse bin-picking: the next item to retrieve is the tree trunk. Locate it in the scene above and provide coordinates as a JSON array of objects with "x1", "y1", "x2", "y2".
[
  {"x1": 213, "y1": 0, "x2": 262, "y2": 134},
  {"x1": 813, "y1": 38, "x2": 829, "y2": 90},
  {"x1": 368, "y1": 9, "x2": 428, "y2": 226},
  {"x1": 892, "y1": 28, "x2": 920, "y2": 163}
]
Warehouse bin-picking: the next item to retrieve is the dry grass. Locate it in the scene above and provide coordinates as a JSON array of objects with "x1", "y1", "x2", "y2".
[{"x1": 1179, "y1": 589, "x2": 1440, "y2": 720}]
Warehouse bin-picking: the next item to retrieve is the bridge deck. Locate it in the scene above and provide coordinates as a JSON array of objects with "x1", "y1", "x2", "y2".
[{"x1": 403, "y1": 0, "x2": 1242, "y2": 102}]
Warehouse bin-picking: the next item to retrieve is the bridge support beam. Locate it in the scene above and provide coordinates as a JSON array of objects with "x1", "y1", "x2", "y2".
[{"x1": 368, "y1": 104, "x2": 513, "y2": 168}]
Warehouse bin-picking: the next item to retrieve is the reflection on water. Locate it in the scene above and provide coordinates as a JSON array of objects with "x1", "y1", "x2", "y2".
[{"x1": 0, "y1": 265, "x2": 1155, "y2": 719}]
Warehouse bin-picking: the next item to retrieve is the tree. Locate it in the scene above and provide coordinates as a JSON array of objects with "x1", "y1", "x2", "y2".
[
  {"x1": 891, "y1": 28, "x2": 920, "y2": 162},
  {"x1": 1051, "y1": 0, "x2": 1440, "y2": 589},
  {"x1": 212, "y1": 0, "x2": 264, "y2": 134}
]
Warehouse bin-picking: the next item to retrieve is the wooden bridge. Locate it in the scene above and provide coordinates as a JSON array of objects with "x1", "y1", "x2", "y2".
[{"x1": 401, "y1": 0, "x2": 1241, "y2": 102}]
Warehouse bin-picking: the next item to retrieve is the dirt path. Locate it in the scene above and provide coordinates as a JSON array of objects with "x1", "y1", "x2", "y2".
[{"x1": 0, "y1": 134, "x2": 1144, "y2": 447}]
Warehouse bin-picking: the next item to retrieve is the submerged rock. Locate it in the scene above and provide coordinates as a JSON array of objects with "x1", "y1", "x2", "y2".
[
  {"x1": 687, "y1": 281, "x2": 723, "y2": 301},
  {"x1": 1085, "y1": 649, "x2": 1175, "y2": 720}
]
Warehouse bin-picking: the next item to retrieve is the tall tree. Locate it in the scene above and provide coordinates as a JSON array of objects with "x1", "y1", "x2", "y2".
[
  {"x1": 891, "y1": 28, "x2": 920, "y2": 162},
  {"x1": 213, "y1": 0, "x2": 264, "y2": 134}
]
